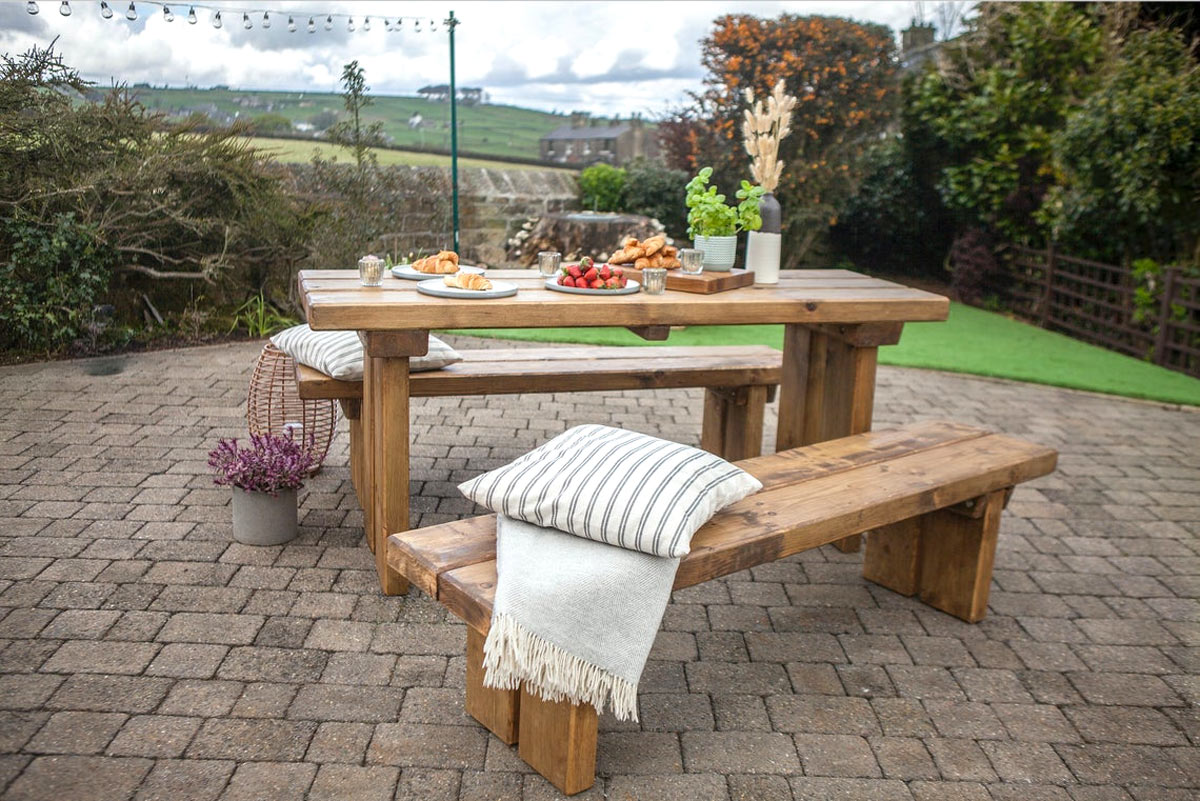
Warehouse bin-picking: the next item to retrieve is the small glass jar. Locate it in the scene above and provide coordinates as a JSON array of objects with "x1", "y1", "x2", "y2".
[
  {"x1": 679, "y1": 248, "x2": 704, "y2": 274},
  {"x1": 537, "y1": 251, "x2": 561, "y2": 277},
  {"x1": 358, "y1": 254, "x2": 384, "y2": 286},
  {"x1": 641, "y1": 267, "x2": 667, "y2": 295}
]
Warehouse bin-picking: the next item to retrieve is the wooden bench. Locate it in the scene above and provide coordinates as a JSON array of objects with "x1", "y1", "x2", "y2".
[
  {"x1": 296, "y1": 345, "x2": 783, "y2": 515},
  {"x1": 386, "y1": 420, "x2": 1057, "y2": 794}
]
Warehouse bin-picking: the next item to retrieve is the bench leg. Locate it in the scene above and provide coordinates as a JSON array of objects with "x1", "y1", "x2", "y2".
[
  {"x1": 701, "y1": 386, "x2": 768, "y2": 461},
  {"x1": 339, "y1": 400, "x2": 367, "y2": 542},
  {"x1": 465, "y1": 626, "x2": 519, "y2": 745},
  {"x1": 363, "y1": 353, "x2": 410, "y2": 596},
  {"x1": 517, "y1": 687, "x2": 597, "y2": 796},
  {"x1": 863, "y1": 489, "x2": 1006, "y2": 623}
]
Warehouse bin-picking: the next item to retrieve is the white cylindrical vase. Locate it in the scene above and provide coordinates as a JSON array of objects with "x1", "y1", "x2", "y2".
[{"x1": 745, "y1": 231, "x2": 781, "y2": 284}]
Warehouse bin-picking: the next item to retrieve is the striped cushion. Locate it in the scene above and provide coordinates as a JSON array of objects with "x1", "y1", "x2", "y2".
[
  {"x1": 457, "y1": 424, "x2": 762, "y2": 558},
  {"x1": 270, "y1": 325, "x2": 461, "y2": 379}
]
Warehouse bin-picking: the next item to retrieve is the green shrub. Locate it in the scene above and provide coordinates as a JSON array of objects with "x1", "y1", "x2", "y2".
[
  {"x1": 0, "y1": 213, "x2": 115, "y2": 352},
  {"x1": 578, "y1": 163, "x2": 627, "y2": 211},
  {"x1": 619, "y1": 159, "x2": 689, "y2": 239}
]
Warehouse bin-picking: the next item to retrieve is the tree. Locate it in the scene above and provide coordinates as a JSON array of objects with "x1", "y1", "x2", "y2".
[
  {"x1": 325, "y1": 61, "x2": 385, "y2": 172},
  {"x1": 662, "y1": 14, "x2": 898, "y2": 266},
  {"x1": 905, "y1": 3, "x2": 1104, "y2": 243},
  {"x1": 1042, "y1": 26, "x2": 1200, "y2": 266}
]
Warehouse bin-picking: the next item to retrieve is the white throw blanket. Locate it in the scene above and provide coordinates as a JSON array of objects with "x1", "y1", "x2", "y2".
[{"x1": 482, "y1": 515, "x2": 679, "y2": 721}]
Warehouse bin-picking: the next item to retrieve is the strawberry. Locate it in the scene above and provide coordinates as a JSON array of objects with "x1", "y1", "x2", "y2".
[
  {"x1": 590, "y1": 279, "x2": 604, "y2": 289},
  {"x1": 599, "y1": 265, "x2": 611, "y2": 280},
  {"x1": 562, "y1": 276, "x2": 575, "y2": 287},
  {"x1": 584, "y1": 266, "x2": 599, "y2": 282},
  {"x1": 567, "y1": 264, "x2": 582, "y2": 279},
  {"x1": 580, "y1": 256, "x2": 594, "y2": 270},
  {"x1": 605, "y1": 277, "x2": 619, "y2": 289},
  {"x1": 612, "y1": 266, "x2": 623, "y2": 277},
  {"x1": 618, "y1": 276, "x2": 628, "y2": 287}
]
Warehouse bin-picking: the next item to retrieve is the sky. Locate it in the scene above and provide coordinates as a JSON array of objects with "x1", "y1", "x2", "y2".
[{"x1": 3, "y1": 1, "x2": 925, "y2": 116}]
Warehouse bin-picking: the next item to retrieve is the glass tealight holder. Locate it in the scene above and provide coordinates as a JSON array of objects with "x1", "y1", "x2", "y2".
[
  {"x1": 680, "y1": 248, "x2": 704, "y2": 274},
  {"x1": 358, "y1": 254, "x2": 384, "y2": 286},
  {"x1": 641, "y1": 267, "x2": 667, "y2": 295},
  {"x1": 537, "y1": 250, "x2": 561, "y2": 277}
]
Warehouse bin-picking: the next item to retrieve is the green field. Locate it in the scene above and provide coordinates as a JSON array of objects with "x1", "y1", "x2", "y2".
[
  {"x1": 134, "y1": 86, "x2": 564, "y2": 160},
  {"x1": 243, "y1": 136, "x2": 569, "y2": 171},
  {"x1": 448, "y1": 302, "x2": 1200, "y2": 406}
]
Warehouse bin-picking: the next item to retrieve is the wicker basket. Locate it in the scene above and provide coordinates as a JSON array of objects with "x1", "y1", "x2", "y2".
[{"x1": 247, "y1": 343, "x2": 338, "y2": 471}]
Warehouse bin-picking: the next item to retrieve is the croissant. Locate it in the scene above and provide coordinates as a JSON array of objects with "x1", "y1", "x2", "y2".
[
  {"x1": 662, "y1": 245, "x2": 678, "y2": 258},
  {"x1": 413, "y1": 251, "x2": 461, "y2": 274},
  {"x1": 634, "y1": 257, "x2": 651, "y2": 270},
  {"x1": 643, "y1": 236, "x2": 665, "y2": 257},
  {"x1": 662, "y1": 257, "x2": 682, "y2": 270},
  {"x1": 443, "y1": 272, "x2": 492, "y2": 291}
]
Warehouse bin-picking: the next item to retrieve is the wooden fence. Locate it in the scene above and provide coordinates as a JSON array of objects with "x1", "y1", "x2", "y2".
[{"x1": 1006, "y1": 244, "x2": 1200, "y2": 379}]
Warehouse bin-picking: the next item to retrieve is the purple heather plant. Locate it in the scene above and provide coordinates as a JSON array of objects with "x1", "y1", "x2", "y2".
[{"x1": 208, "y1": 433, "x2": 315, "y2": 495}]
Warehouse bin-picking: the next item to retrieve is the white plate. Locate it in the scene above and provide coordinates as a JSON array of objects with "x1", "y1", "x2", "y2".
[
  {"x1": 416, "y1": 278, "x2": 518, "y2": 299},
  {"x1": 391, "y1": 264, "x2": 485, "y2": 281},
  {"x1": 544, "y1": 278, "x2": 640, "y2": 296}
]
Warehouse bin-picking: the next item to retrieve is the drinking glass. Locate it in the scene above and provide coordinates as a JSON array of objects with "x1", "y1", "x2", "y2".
[
  {"x1": 641, "y1": 267, "x2": 667, "y2": 295},
  {"x1": 680, "y1": 248, "x2": 704, "y2": 275},
  {"x1": 357, "y1": 254, "x2": 384, "y2": 286},
  {"x1": 537, "y1": 251, "x2": 561, "y2": 278}
]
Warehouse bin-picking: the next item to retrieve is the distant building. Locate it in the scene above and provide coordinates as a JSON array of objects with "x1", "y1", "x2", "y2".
[
  {"x1": 539, "y1": 113, "x2": 659, "y2": 166},
  {"x1": 408, "y1": 112, "x2": 424, "y2": 129},
  {"x1": 900, "y1": 22, "x2": 940, "y2": 72}
]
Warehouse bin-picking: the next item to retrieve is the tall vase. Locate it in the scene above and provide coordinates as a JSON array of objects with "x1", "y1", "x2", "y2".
[{"x1": 746, "y1": 192, "x2": 782, "y2": 284}]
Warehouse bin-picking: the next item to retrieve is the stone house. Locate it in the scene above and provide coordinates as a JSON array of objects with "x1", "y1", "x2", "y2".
[{"x1": 539, "y1": 114, "x2": 659, "y2": 166}]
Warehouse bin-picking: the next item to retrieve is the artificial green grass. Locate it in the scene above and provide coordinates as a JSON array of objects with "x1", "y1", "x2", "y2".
[{"x1": 446, "y1": 302, "x2": 1200, "y2": 406}]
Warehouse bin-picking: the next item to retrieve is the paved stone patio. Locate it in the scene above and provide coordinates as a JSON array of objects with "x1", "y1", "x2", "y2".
[{"x1": 0, "y1": 336, "x2": 1197, "y2": 801}]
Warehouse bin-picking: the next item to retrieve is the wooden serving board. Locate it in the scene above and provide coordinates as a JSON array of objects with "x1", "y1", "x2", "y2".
[{"x1": 621, "y1": 267, "x2": 755, "y2": 294}]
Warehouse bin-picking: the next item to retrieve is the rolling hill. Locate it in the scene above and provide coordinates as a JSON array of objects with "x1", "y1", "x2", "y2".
[{"x1": 132, "y1": 86, "x2": 565, "y2": 161}]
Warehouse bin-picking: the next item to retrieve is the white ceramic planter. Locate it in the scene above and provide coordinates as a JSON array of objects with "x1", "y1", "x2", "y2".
[
  {"x1": 231, "y1": 487, "x2": 298, "y2": 545},
  {"x1": 693, "y1": 235, "x2": 738, "y2": 271}
]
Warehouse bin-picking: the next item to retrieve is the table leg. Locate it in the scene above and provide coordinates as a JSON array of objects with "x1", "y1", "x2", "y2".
[
  {"x1": 776, "y1": 323, "x2": 902, "y2": 552},
  {"x1": 360, "y1": 330, "x2": 429, "y2": 596}
]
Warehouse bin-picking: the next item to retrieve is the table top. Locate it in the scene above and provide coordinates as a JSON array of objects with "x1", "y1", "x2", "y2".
[{"x1": 298, "y1": 269, "x2": 949, "y2": 331}]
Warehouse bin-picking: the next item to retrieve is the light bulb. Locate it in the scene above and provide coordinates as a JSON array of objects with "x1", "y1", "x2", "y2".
[
  {"x1": 307, "y1": 16, "x2": 315, "y2": 33},
  {"x1": 59, "y1": 1, "x2": 70, "y2": 17},
  {"x1": 242, "y1": 12, "x2": 250, "y2": 29},
  {"x1": 162, "y1": 5, "x2": 172, "y2": 22},
  {"x1": 395, "y1": 19, "x2": 402, "y2": 29},
  {"x1": 383, "y1": 19, "x2": 391, "y2": 31},
  {"x1": 287, "y1": 15, "x2": 295, "y2": 32},
  {"x1": 100, "y1": 1, "x2": 112, "y2": 18},
  {"x1": 324, "y1": 15, "x2": 332, "y2": 31},
  {"x1": 261, "y1": 11, "x2": 269, "y2": 28},
  {"x1": 346, "y1": 17, "x2": 354, "y2": 32},
  {"x1": 186, "y1": 6, "x2": 195, "y2": 24},
  {"x1": 363, "y1": 17, "x2": 371, "y2": 31},
  {"x1": 125, "y1": 2, "x2": 136, "y2": 21},
  {"x1": 25, "y1": 1, "x2": 38, "y2": 15},
  {"x1": 211, "y1": 10, "x2": 221, "y2": 28},
  {"x1": 414, "y1": 19, "x2": 421, "y2": 31}
]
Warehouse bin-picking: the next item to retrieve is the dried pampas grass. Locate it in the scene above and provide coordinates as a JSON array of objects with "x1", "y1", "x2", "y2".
[{"x1": 742, "y1": 80, "x2": 797, "y2": 193}]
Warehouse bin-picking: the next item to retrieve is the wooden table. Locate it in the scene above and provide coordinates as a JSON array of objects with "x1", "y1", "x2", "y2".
[{"x1": 298, "y1": 269, "x2": 950, "y2": 595}]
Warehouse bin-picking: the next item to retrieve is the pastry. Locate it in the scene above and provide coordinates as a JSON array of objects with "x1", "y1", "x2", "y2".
[
  {"x1": 413, "y1": 250, "x2": 461, "y2": 274},
  {"x1": 443, "y1": 272, "x2": 492, "y2": 291},
  {"x1": 634, "y1": 257, "x2": 651, "y2": 270},
  {"x1": 643, "y1": 236, "x2": 665, "y2": 257}
]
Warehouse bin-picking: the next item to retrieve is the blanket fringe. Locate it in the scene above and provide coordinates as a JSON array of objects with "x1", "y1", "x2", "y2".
[{"x1": 482, "y1": 613, "x2": 640, "y2": 722}]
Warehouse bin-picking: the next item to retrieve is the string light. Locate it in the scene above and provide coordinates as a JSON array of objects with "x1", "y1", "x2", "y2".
[
  {"x1": 26, "y1": 1, "x2": 38, "y2": 15},
  {"x1": 44, "y1": 2, "x2": 451, "y2": 35}
]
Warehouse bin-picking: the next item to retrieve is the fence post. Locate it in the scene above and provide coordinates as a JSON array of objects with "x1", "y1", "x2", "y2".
[
  {"x1": 1040, "y1": 244, "x2": 1056, "y2": 326},
  {"x1": 1153, "y1": 267, "x2": 1177, "y2": 366}
]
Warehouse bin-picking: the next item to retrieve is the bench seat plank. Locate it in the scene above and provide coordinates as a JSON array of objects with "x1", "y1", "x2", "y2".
[
  {"x1": 390, "y1": 423, "x2": 1056, "y2": 630},
  {"x1": 388, "y1": 420, "x2": 990, "y2": 596},
  {"x1": 296, "y1": 345, "x2": 783, "y2": 400}
]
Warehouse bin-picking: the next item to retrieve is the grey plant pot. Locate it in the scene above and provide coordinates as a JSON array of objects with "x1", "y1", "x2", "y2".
[
  {"x1": 692, "y1": 234, "x2": 738, "y2": 271},
  {"x1": 231, "y1": 487, "x2": 298, "y2": 545}
]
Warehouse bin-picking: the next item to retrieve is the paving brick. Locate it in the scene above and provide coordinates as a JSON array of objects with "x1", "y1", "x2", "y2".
[
  {"x1": 766, "y1": 695, "x2": 880, "y2": 736},
  {"x1": 790, "y1": 777, "x2": 913, "y2": 801},
  {"x1": 612, "y1": 773, "x2": 731, "y2": 801},
  {"x1": 681, "y1": 731, "x2": 800, "y2": 774},
  {"x1": 218, "y1": 761, "x2": 316, "y2": 801},
  {"x1": 42, "y1": 640, "x2": 159, "y2": 675},
  {"x1": 794, "y1": 733, "x2": 881, "y2": 777},
  {"x1": 216, "y1": 646, "x2": 327, "y2": 683},
  {"x1": 46, "y1": 675, "x2": 171, "y2": 714},
  {"x1": 287, "y1": 683, "x2": 403, "y2": 722},
  {"x1": 24, "y1": 711, "x2": 126, "y2": 754},
  {"x1": 133, "y1": 758, "x2": 234, "y2": 801},
  {"x1": 1068, "y1": 672, "x2": 1184, "y2": 706},
  {"x1": 638, "y1": 693, "x2": 715, "y2": 732},
  {"x1": 307, "y1": 764, "x2": 399, "y2": 801},
  {"x1": 156, "y1": 613, "x2": 263, "y2": 645},
  {"x1": 366, "y1": 722, "x2": 487, "y2": 770},
  {"x1": 186, "y1": 719, "x2": 316, "y2": 761},
  {"x1": 5, "y1": 755, "x2": 152, "y2": 801},
  {"x1": 229, "y1": 682, "x2": 297, "y2": 718},
  {"x1": 305, "y1": 721, "x2": 375, "y2": 763}
]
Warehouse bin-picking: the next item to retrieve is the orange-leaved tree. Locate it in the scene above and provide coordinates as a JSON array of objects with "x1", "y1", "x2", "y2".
[{"x1": 663, "y1": 14, "x2": 898, "y2": 266}]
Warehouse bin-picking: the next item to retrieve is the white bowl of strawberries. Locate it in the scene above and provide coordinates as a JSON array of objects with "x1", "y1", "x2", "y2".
[{"x1": 547, "y1": 257, "x2": 638, "y2": 295}]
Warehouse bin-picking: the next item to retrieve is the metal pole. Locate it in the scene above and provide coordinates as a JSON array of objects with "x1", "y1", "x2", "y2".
[{"x1": 447, "y1": 10, "x2": 460, "y2": 253}]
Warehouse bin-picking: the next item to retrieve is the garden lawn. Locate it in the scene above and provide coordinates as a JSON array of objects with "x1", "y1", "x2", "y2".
[
  {"x1": 244, "y1": 137, "x2": 566, "y2": 171},
  {"x1": 448, "y1": 302, "x2": 1200, "y2": 406}
]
